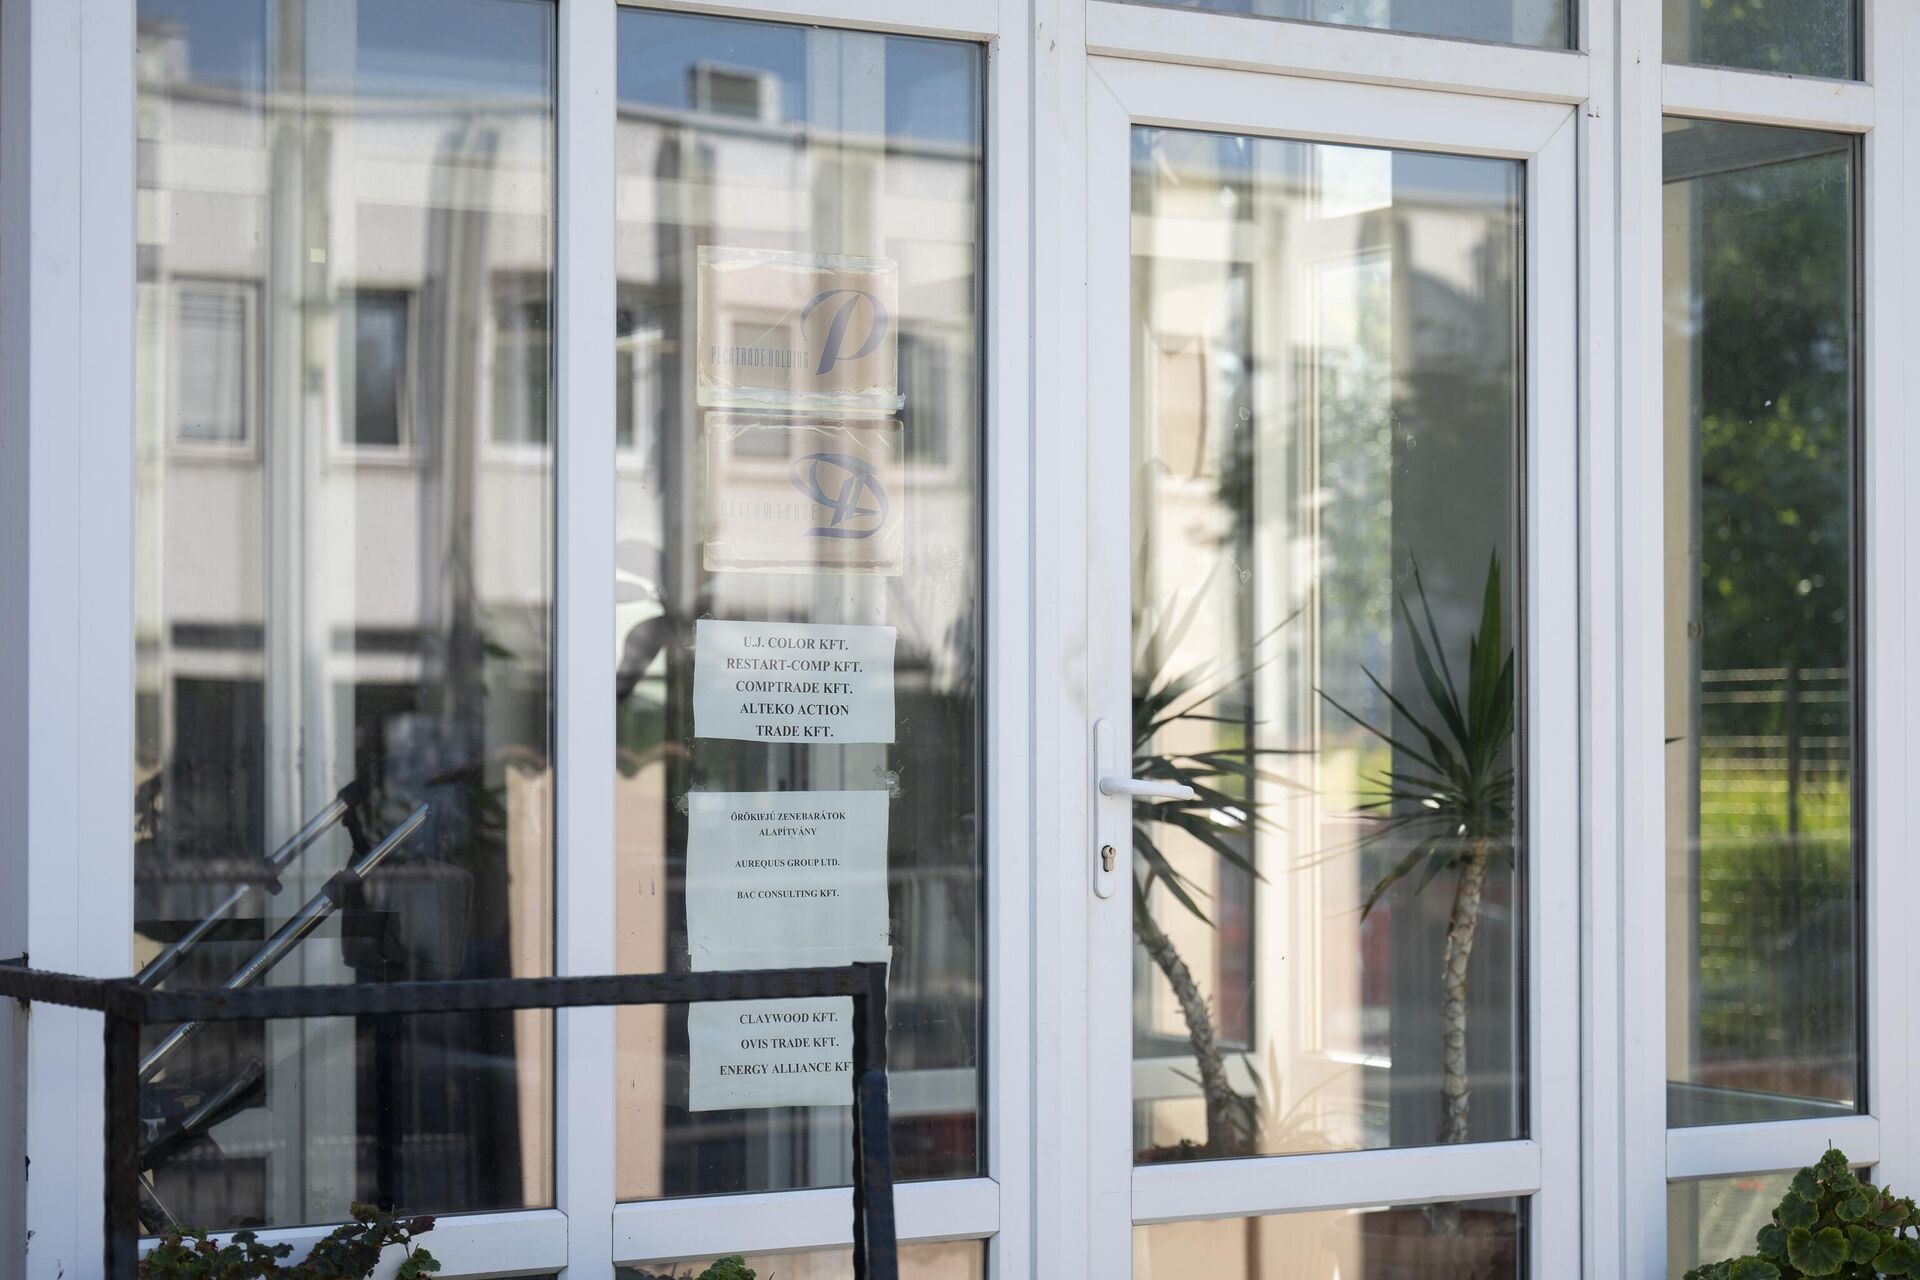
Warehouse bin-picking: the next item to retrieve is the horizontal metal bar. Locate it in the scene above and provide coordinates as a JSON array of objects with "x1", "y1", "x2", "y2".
[
  {"x1": 59, "y1": 960, "x2": 895, "y2": 1277},
  {"x1": 0, "y1": 961, "x2": 137, "y2": 1017},
  {"x1": 0, "y1": 960, "x2": 882, "y2": 1023},
  {"x1": 140, "y1": 964, "x2": 879, "y2": 1023}
]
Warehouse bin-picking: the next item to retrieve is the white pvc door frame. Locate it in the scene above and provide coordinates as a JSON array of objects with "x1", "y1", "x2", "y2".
[{"x1": 1073, "y1": 56, "x2": 1582, "y2": 1277}]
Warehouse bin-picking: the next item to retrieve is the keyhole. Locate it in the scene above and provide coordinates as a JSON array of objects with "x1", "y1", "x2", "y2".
[{"x1": 1101, "y1": 844, "x2": 1116, "y2": 873}]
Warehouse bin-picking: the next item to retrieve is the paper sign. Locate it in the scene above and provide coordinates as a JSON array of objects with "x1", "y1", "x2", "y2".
[
  {"x1": 696, "y1": 246, "x2": 900, "y2": 413},
  {"x1": 702, "y1": 415, "x2": 904, "y2": 576},
  {"x1": 688, "y1": 998, "x2": 857, "y2": 1111},
  {"x1": 692, "y1": 619, "x2": 896, "y2": 744},
  {"x1": 683, "y1": 790, "x2": 891, "y2": 973},
  {"x1": 682, "y1": 790, "x2": 891, "y2": 1112}
]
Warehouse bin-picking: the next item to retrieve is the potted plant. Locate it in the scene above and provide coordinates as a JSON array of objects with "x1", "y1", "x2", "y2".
[
  {"x1": 1130, "y1": 596, "x2": 1301, "y2": 1159},
  {"x1": 140, "y1": 1204, "x2": 438, "y2": 1279},
  {"x1": 1313, "y1": 555, "x2": 1515, "y2": 1270},
  {"x1": 1321, "y1": 555, "x2": 1514, "y2": 1149},
  {"x1": 1686, "y1": 1148, "x2": 1920, "y2": 1279}
]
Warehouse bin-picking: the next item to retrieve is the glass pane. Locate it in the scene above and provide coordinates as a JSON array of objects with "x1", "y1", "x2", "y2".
[
  {"x1": 133, "y1": 0, "x2": 555, "y2": 1229},
  {"x1": 1135, "y1": 1199, "x2": 1524, "y2": 1278},
  {"x1": 1668, "y1": 1172, "x2": 1797, "y2": 1277},
  {"x1": 1669, "y1": 1165, "x2": 1880, "y2": 1276},
  {"x1": 612, "y1": 12, "x2": 985, "y2": 1199},
  {"x1": 1663, "y1": 119, "x2": 1860, "y2": 1127},
  {"x1": 1130, "y1": 128, "x2": 1524, "y2": 1163},
  {"x1": 1118, "y1": 0, "x2": 1567, "y2": 50},
  {"x1": 1664, "y1": 0, "x2": 1855, "y2": 79},
  {"x1": 620, "y1": 1241, "x2": 985, "y2": 1280}
]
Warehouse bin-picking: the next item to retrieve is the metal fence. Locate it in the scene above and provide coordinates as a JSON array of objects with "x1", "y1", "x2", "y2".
[{"x1": 0, "y1": 960, "x2": 900, "y2": 1280}]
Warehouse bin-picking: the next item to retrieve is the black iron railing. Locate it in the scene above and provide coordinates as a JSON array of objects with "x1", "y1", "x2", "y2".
[{"x1": 0, "y1": 959, "x2": 899, "y2": 1280}]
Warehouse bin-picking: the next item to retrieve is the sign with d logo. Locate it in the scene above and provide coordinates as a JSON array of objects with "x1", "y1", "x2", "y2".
[
  {"x1": 696, "y1": 246, "x2": 900, "y2": 412},
  {"x1": 701, "y1": 414, "x2": 904, "y2": 576}
]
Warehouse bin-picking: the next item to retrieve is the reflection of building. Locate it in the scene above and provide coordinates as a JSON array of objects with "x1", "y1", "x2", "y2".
[
  {"x1": 133, "y1": 18, "x2": 984, "y2": 1223},
  {"x1": 134, "y1": 12, "x2": 560, "y2": 1226}
]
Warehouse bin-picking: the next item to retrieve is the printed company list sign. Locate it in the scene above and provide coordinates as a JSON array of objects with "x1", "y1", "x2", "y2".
[
  {"x1": 692, "y1": 619, "x2": 896, "y2": 744},
  {"x1": 683, "y1": 790, "x2": 890, "y2": 973},
  {"x1": 684, "y1": 791, "x2": 890, "y2": 1112},
  {"x1": 688, "y1": 999, "x2": 859, "y2": 1111}
]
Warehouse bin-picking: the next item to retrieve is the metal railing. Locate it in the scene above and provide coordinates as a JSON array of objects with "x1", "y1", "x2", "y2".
[{"x1": 0, "y1": 959, "x2": 900, "y2": 1280}]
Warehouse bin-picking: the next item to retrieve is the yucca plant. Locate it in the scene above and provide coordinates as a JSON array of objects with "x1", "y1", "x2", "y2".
[
  {"x1": 1131, "y1": 594, "x2": 1302, "y2": 1157},
  {"x1": 1321, "y1": 553, "x2": 1515, "y2": 1146}
]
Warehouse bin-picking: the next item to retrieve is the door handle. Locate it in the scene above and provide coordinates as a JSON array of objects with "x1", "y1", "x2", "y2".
[
  {"x1": 1093, "y1": 718, "x2": 1199, "y2": 900},
  {"x1": 1098, "y1": 776, "x2": 1199, "y2": 801}
]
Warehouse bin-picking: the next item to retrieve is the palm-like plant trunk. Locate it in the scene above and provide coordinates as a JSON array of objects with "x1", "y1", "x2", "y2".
[
  {"x1": 1439, "y1": 840, "x2": 1491, "y2": 1145},
  {"x1": 1134, "y1": 896, "x2": 1238, "y2": 1155}
]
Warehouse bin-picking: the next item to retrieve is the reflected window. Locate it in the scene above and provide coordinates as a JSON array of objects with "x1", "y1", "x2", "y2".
[
  {"x1": 342, "y1": 288, "x2": 412, "y2": 449},
  {"x1": 1662, "y1": 118, "x2": 1860, "y2": 1127},
  {"x1": 1130, "y1": 128, "x2": 1524, "y2": 1164},
  {"x1": 1134, "y1": 1199, "x2": 1524, "y2": 1278},
  {"x1": 133, "y1": 0, "x2": 556, "y2": 1230},
  {"x1": 173, "y1": 280, "x2": 256, "y2": 447},
  {"x1": 491, "y1": 287, "x2": 551, "y2": 447},
  {"x1": 613, "y1": 11, "x2": 986, "y2": 1202}
]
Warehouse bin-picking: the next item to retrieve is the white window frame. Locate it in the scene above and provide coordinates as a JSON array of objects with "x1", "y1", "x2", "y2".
[
  {"x1": 2, "y1": 0, "x2": 1914, "y2": 1274},
  {"x1": 1615, "y1": 0, "x2": 1913, "y2": 1272}
]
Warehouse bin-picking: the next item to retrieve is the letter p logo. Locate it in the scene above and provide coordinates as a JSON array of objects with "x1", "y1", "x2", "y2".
[{"x1": 802, "y1": 288, "x2": 889, "y2": 376}]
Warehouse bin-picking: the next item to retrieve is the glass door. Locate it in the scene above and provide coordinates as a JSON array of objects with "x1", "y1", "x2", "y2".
[{"x1": 1080, "y1": 61, "x2": 1581, "y2": 1276}]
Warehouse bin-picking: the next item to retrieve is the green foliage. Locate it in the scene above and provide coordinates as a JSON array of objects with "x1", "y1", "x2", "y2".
[
  {"x1": 1686, "y1": 1149, "x2": 1920, "y2": 1280},
  {"x1": 1320, "y1": 554, "x2": 1515, "y2": 916},
  {"x1": 1130, "y1": 589, "x2": 1300, "y2": 926},
  {"x1": 628, "y1": 1258, "x2": 756, "y2": 1280},
  {"x1": 140, "y1": 1204, "x2": 437, "y2": 1280},
  {"x1": 1679, "y1": 129, "x2": 1859, "y2": 1088}
]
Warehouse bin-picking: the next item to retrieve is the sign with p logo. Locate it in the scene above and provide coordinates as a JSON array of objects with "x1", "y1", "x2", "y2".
[{"x1": 696, "y1": 246, "x2": 901, "y2": 412}]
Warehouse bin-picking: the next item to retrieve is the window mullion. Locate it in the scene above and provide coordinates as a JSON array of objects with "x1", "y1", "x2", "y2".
[
  {"x1": 1861, "y1": 0, "x2": 1911, "y2": 1196},
  {"x1": 1619, "y1": 0, "x2": 1671, "y2": 1270},
  {"x1": 554, "y1": 0, "x2": 620, "y2": 1276}
]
